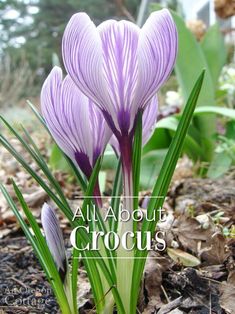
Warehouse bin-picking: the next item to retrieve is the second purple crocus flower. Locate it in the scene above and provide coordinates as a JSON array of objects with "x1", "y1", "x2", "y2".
[
  {"x1": 41, "y1": 66, "x2": 112, "y2": 179},
  {"x1": 41, "y1": 66, "x2": 112, "y2": 205}
]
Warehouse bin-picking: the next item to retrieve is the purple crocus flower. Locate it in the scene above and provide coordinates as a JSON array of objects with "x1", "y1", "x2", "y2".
[
  {"x1": 62, "y1": 9, "x2": 177, "y2": 146},
  {"x1": 41, "y1": 66, "x2": 112, "y2": 180},
  {"x1": 41, "y1": 203, "x2": 67, "y2": 281},
  {"x1": 110, "y1": 96, "x2": 158, "y2": 155},
  {"x1": 62, "y1": 9, "x2": 177, "y2": 213}
]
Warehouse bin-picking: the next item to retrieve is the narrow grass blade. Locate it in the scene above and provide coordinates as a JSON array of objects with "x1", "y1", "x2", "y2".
[
  {"x1": 0, "y1": 116, "x2": 70, "y2": 210},
  {"x1": 71, "y1": 248, "x2": 79, "y2": 314},
  {"x1": 81, "y1": 157, "x2": 116, "y2": 281},
  {"x1": 110, "y1": 159, "x2": 122, "y2": 234},
  {"x1": 132, "y1": 111, "x2": 143, "y2": 233},
  {"x1": 27, "y1": 100, "x2": 47, "y2": 128},
  {"x1": 64, "y1": 153, "x2": 87, "y2": 191}
]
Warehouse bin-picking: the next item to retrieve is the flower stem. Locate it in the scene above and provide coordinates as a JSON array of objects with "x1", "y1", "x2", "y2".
[
  {"x1": 117, "y1": 137, "x2": 134, "y2": 314},
  {"x1": 93, "y1": 181, "x2": 103, "y2": 208}
]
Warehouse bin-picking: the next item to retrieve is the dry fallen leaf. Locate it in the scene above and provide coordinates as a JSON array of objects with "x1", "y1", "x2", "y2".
[
  {"x1": 168, "y1": 310, "x2": 184, "y2": 314},
  {"x1": 167, "y1": 248, "x2": 201, "y2": 267},
  {"x1": 23, "y1": 188, "x2": 48, "y2": 207},
  {"x1": 143, "y1": 252, "x2": 172, "y2": 313},
  {"x1": 200, "y1": 232, "x2": 228, "y2": 265},
  {"x1": 172, "y1": 215, "x2": 216, "y2": 254},
  {"x1": 219, "y1": 271, "x2": 235, "y2": 314}
]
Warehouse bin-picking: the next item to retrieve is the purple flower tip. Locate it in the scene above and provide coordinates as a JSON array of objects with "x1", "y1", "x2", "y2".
[{"x1": 41, "y1": 203, "x2": 67, "y2": 281}]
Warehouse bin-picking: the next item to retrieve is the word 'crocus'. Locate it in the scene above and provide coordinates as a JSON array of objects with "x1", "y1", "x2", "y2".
[{"x1": 41, "y1": 66, "x2": 111, "y2": 180}]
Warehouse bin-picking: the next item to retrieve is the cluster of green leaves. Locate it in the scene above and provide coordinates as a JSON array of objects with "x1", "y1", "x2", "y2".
[
  {"x1": 0, "y1": 103, "x2": 125, "y2": 313},
  {"x1": 207, "y1": 120, "x2": 235, "y2": 178},
  {"x1": 0, "y1": 70, "x2": 204, "y2": 313}
]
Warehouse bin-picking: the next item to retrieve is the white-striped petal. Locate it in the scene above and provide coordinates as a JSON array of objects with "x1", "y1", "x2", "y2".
[
  {"x1": 62, "y1": 13, "x2": 108, "y2": 110},
  {"x1": 98, "y1": 20, "x2": 140, "y2": 134},
  {"x1": 41, "y1": 66, "x2": 111, "y2": 178},
  {"x1": 136, "y1": 9, "x2": 178, "y2": 108},
  {"x1": 142, "y1": 96, "x2": 158, "y2": 146}
]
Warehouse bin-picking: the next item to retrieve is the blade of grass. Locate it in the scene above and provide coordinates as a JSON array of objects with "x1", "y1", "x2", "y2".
[
  {"x1": 110, "y1": 160, "x2": 122, "y2": 234},
  {"x1": 71, "y1": 248, "x2": 79, "y2": 314},
  {"x1": 81, "y1": 157, "x2": 116, "y2": 282},
  {"x1": 64, "y1": 154, "x2": 87, "y2": 191},
  {"x1": 0, "y1": 134, "x2": 74, "y2": 222},
  {"x1": 27, "y1": 100, "x2": 47, "y2": 128},
  {"x1": 0, "y1": 116, "x2": 70, "y2": 210},
  {"x1": 132, "y1": 111, "x2": 143, "y2": 234},
  {"x1": 74, "y1": 226, "x2": 125, "y2": 313}
]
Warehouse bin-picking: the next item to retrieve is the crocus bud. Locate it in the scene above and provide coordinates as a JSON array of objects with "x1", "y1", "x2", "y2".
[{"x1": 41, "y1": 203, "x2": 67, "y2": 282}]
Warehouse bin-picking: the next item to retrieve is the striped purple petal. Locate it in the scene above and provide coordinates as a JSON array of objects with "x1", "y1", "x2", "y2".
[
  {"x1": 62, "y1": 13, "x2": 107, "y2": 110},
  {"x1": 142, "y1": 96, "x2": 158, "y2": 145},
  {"x1": 41, "y1": 203, "x2": 67, "y2": 281},
  {"x1": 136, "y1": 9, "x2": 178, "y2": 108},
  {"x1": 41, "y1": 66, "x2": 111, "y2": 178},
  {"x1": 97, "y1": 20, "x2": 140, "y2": 135}
]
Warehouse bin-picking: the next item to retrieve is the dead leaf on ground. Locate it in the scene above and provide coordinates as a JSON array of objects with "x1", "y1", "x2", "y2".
[
  {"x1": 171, "y1": 178, "x2": 235, "y2": 220},
  {"x1": 164, "y1": 268, "x2": 222, "y2": 313},
  {"x1": 0, "y1": 225, "x2": 20, "y2": 239},
  {"x1": 167, "y1": 248, "x2": 201, "y2": 267},
  {"x1": 157, "y1": 297, "x2": 182, "y2": 314},
  {"x1": 172, "y1": 215, "x2": 216, "y2": 253},
  {"x1": 200, "y1": 232, "x2": 229, "y2": 265},
  {"x1": 143, "y1": 252, "x2": 172, "y2": 313},
  {"x1": 201, "y1": 264, "x2": 227, "y2": 281},
  {"x1": 23, "y1": 188, "x2": 48, "y2": 207},
  {"x1": 219, "y1": 271, "x2": 235, "y2": 314}
]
